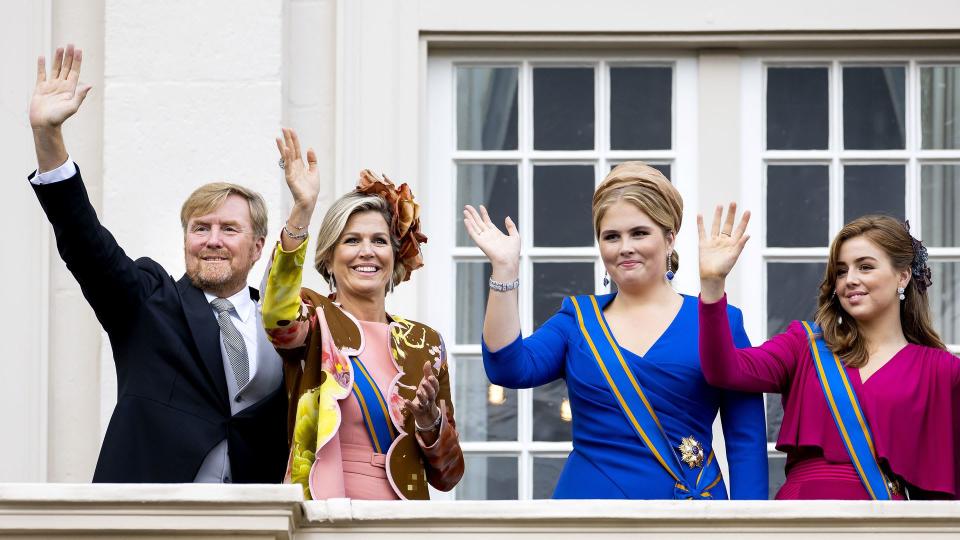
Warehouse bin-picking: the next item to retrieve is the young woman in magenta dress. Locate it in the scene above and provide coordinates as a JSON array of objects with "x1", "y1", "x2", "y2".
[
  {"x1": 463, "y1": 162, "x2": 768, "y2": 499},
  {"x1": 698, "y1": 208, "x2": 959, "y2": 499}
]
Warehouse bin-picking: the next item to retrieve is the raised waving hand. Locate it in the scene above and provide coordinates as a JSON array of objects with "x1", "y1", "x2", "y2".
[
  {"x1": 462, "y1": 205, "x2": 520, "y2": 274},
  {"x1": 462, "y1": 205, "x2": 522, "y2": 350},
  {"x1": 30, "y1": 44, "x2": 93, "y2": 172},
  {"x1": 275, "y1": 127, "x2": 320, "y2": 250},
  {"x1": 698, "y1": 202, "x2": 751, "y2": 303},
  {"x1": 30, "y1": 44, "x2": 92, "y2": 130}
]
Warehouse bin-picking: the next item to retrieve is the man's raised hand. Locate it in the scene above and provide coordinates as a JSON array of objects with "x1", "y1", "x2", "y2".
[{"x1": 30, "y1": 44, "x2": 92, "y2": 130}]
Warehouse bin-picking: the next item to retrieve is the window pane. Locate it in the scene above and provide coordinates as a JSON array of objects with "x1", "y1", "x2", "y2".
[
  {"x1": 533, "y1": 262, "x2": 596, "y2": 330},
  {"x1": 456, "y1": 455, "x2": 517, "y2": 500},
  {"x1": 533, "y1": 379, "x2": 573, "y2": 442},
  {"x1": 609, "y1": 161, "x2": 671, "y2": 180},
  {"x1": 843, "y1": 164, "x2": 905, "y2": 223},
  {"x1": 454, "y1": 357, "x2": 517, "y2": 442},
  {"x1": 455, "y1": 262, "x2": 491, "y2": 344},
  {"x1": 768, "y1": 453, "x2": 787, "y2": 499},
  {"x1": 921, "y1": 164, "x2": 960, "y2": 248},
  {"x1": 533, "y1": 165, "x2": 595, "y2": 247},
  {"x1": 610, "y1": 67, "x2": 672, "y2": 150},
  {"x1": 766, "y1": 67, "x2": 829, "y2": 150},
  {"x1": 765, "y1": 394, "x2": 784, "y2": 444},
  {"x1": 533, "y1": 456, "x2": 568, "y2": 499},
  {"x1": 921, "y1": 66, "x2": 960, "y2": 149},
  {"x1": 456, "y1": 164, "x2": 519, "y2": 246},
  {"x1": 533, "y1": 67, "x2": 595, "y2": 150},
  {"x1": 766, "y1": 165, "x2": 829, "y2": 247},
  {"x1": 928, "y1": 261, "x2": 960, "y2": 345},
  {"x1": 766, "y1": 262, "x2": 825, "y2": 335},
  {"x1": 842, "y1": 66, "x2": 906, "y2": 149},
  {"x1": 456, "y1": 67, "x2": 518, "y2": 151}
]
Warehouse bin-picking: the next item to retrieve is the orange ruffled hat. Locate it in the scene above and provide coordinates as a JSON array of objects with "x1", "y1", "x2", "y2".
[{"x1": 355, "y1": 170, "x2": 428, "y2": 282}]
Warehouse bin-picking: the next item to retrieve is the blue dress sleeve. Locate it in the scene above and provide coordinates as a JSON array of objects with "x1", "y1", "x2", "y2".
[
  {"x1": 481, "y1": 297, "x2": 574, "y2": 389},
  {"x1": 718, "y1": 304, "x2": 770, "y2": 500}
]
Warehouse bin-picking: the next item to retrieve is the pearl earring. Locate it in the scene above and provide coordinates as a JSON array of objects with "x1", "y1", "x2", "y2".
[{"x1": 897, "y1": 286, "x2": 905, "y2": 301}]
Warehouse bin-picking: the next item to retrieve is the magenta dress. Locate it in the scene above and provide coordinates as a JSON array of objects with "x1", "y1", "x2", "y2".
[{"x1": 699, "y1": 295, "x2": 960, "y2": 500}]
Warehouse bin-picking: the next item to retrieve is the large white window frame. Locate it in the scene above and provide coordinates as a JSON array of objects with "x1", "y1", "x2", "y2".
[
  {"x1": 424, "y1": 51, "x2": 699, "y2": 499},
  {"x1": 740, "y1": 51, "x2": 960, "y2": 489}
]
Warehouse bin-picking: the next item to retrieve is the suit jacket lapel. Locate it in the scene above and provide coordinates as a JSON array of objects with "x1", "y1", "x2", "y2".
[{"x1": 176, "y1": 275, "x2": 230, "y2": 413}]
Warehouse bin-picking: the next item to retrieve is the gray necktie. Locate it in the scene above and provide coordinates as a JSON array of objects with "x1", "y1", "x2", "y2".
[{"x1": 211, "y1": 298, "x2": 250, "y2": 389}]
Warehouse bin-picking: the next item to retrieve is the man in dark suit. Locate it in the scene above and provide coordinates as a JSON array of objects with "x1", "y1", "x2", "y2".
[{"x1": 28, "y1": 44, "x2": 288, "y2": 483}]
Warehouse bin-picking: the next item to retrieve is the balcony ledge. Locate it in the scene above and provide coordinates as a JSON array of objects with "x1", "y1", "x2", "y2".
[{"x1": 1, "y1": 484, "x2": 958, "y2": 539}]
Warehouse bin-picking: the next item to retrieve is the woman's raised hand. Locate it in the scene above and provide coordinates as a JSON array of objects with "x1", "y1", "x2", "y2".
[
  {"x1": 275, "y1": 127, "x2": 320, "y2": 211},
  {"x1": 697, "y1": 203, "x2": 751, "y2": 302},
  {"x1": 462, "y1": 205, "x2": 521, "y2": 275}
]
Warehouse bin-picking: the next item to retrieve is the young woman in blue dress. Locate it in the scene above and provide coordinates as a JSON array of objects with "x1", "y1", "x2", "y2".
[{"x1": 462, "y1": 161, "x2": 768, "y2": 499}]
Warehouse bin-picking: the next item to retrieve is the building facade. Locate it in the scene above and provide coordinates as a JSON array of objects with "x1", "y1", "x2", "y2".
[{"x1": 1, "y1": 0, "x2": 958, "y2": 501}]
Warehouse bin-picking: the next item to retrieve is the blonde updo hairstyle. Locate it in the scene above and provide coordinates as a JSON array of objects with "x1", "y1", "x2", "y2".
[
  {"x1": 592, "y1": 161, "x2": 683, "y2": 273},
  {"x1": 313, "y1": 191, "x2": 405, "y2": 293}
]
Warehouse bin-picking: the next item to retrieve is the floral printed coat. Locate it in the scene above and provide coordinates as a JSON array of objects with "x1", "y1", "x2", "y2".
[{"x1": 261, "y1": 241, "x2": 464, "y2": 500}]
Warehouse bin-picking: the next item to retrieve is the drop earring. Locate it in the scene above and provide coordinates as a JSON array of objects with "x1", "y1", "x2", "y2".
[
  {"x1": 898, "y1": 286, "x2": 905, "y2": 301},
  {"x1": 665, "y1": 253, "x2": 675, "y2": 282},
  {"x1": 603, "y1": 272, "x2": 610, "y2": 287}
]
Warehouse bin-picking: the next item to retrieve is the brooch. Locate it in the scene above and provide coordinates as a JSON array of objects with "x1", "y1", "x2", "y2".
[{"x1": 678, "y1": 436, "x2": 704, "y2": 468}]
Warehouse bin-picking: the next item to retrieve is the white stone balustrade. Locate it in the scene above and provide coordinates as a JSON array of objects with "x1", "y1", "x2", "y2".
[{"x1": 1, "y1": 484, "x2": 959, "y2": 539}]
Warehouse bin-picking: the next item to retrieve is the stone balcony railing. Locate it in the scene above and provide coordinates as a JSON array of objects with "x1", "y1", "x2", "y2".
[{"x1": 1, "y1": 484, "x2": 959, "y2": 539}]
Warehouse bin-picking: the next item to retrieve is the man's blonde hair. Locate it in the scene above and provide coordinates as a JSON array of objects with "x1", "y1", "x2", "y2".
[{"x1": 180, "y1": 182, "x2": 268, "y2": 238}]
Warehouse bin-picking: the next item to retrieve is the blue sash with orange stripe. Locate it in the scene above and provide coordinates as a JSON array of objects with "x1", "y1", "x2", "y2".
[
  {"x1": 570, "y1": 295, "x2": 723, "y2": 499},
  {"x1": 801, "y1": 321, "x2": 892, "y2": 500},
  {"x1": 350, "y1": 356, "x2": 396, "y2": 454}
]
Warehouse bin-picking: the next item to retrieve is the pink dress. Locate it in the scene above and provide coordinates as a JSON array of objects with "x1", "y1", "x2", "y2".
[
  {"x1": 699, "y1": 295, "x2": 960, "y2": 499},
  {"x1": 337, "y1": 321, "x2": 401, "y2": 500}
]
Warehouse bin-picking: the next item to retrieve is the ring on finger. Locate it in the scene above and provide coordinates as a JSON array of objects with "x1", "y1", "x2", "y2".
[
  {"x1": 278, "y1": 158, "x2": 285, "y2": 170},
  {"x1": 720, "y1": 232, "x2": 731, "y2": 237}
]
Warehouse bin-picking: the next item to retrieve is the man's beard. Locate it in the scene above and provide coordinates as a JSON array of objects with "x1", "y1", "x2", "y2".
[{"x1": 187, "y1": 252, "x2": 252, "y2": 297}]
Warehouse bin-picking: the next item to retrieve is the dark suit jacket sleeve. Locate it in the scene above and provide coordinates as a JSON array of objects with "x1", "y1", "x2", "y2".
[{"x1": 31, "y1": 166, "x2": 162, "y2": 335}]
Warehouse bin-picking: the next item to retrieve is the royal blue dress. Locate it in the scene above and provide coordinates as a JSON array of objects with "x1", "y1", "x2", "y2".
[{"x1": 482, "y1": 293, "x2": 768, "y2": 499}]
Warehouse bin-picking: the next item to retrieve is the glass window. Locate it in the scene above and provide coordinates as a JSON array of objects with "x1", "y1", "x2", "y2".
[
  {"x1": 457, "y1": 67, "x2": 519, "y2": 151},
  {"x1": 921, "y1": 164, "x2": 960, "y2": 247},
  {"x1": 766, "y1": 165, "x2": 829, "y2": 247},
  {"x1": 843, "y1": 164, "x2": 905, "y2": 223},
  {"x1": 533, "y1": 165, "x2": 595, "y2": 247},
  {"x1": 455, "y1": 262, "x2": 491, "y2": 345},
  {"x1": 842, "y1": 66, "x2": 906, "y2": 150},
  {"x1": 456, "y1": 164, "x2": 519, "y2": 247},
  {"x1": 532, "y1": 456, "x2": 568, "y2": 499},
  {"x1": 533, "y1": 262, "x2": 596, "y2": 329},
  {"x1": 921, "y1": 66, "x2": 960, "y2": 150},
  {"x1": 610, "y1": 66, "x2": 672, "y2": 150},
  {"x1": 456, "y1": 455, "x2": 518, "y2": 500},
  {"x1": 928, "y1": 261, "x2": 960, "y2": 345},
  {"x1": 766, "y1": 67, "x2": 829, "y2": 150},
  {"x1": 533, "y1": 67, "x2": 595, "y2": 150},
  {"x1": 766, "y1": 262, "x2": 825, "y2": 335},
  {"x1": 454, "y1": 357, "x2": 517, "y2": 442}
]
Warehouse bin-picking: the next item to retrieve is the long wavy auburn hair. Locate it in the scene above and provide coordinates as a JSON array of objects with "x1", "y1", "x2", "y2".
[{"x1": 814, "y1": 215, "x2": 945, "y2": 367}]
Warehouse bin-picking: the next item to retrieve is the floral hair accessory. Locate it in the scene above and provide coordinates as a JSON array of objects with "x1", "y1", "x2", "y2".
[
  {"x1": 904, "y1": 220, "x2": 932, "y2": 293},
  {"x1": 355, "y1": 169, "x2": 428, "y2": 282}
]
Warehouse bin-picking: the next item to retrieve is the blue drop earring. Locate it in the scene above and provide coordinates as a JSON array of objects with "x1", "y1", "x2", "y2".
[
  {"x1": 603, "y1": 272, "x2": 610, "y2": 287},
  {"x1": 665, "y1": 253, "x2": 675, "y2": 281}
]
